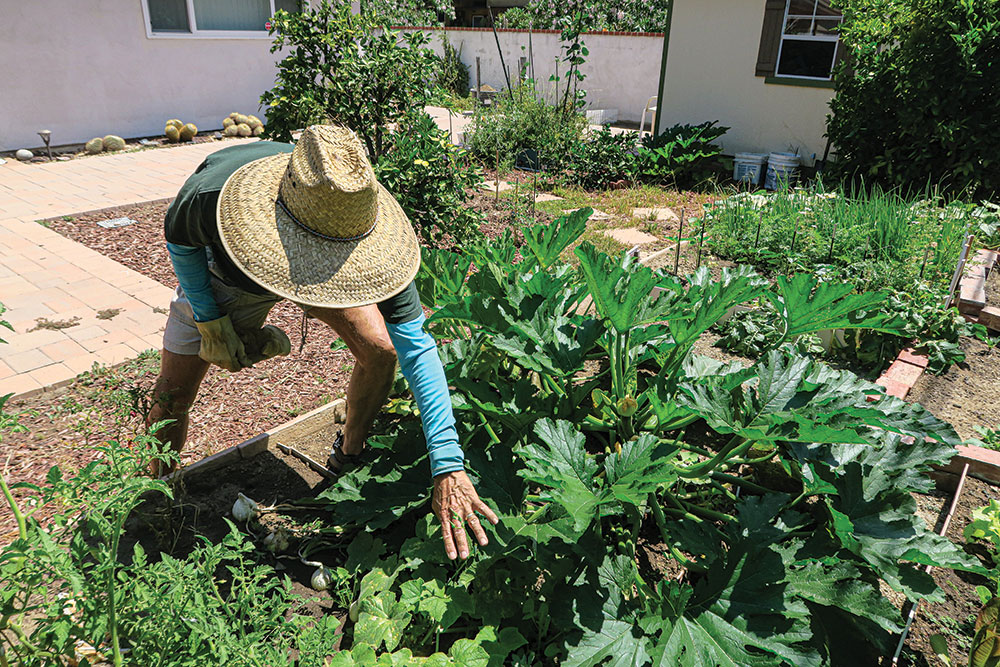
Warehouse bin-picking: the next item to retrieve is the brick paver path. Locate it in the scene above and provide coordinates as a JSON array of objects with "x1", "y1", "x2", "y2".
[{"x1": 0, "y1": 139, "x2": 257, "y2": 398}]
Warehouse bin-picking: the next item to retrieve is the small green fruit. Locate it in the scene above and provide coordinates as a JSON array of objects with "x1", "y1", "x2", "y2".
[
  {"x1": 85, "y1": 138, "x2": 104, "y2": 154},
  {"x1": 102, "y1": 135, "x2": 126, "y2": 152},
  {"x1": 236, "y1": 123, "x2": 252, "y2": 137},
  {"x1": 616, "y1": 396, "x2": 638, "y2": 417},
  {"x1": 179, "y1": 123, "x2": 198, "y2": 141},
  {"x1": 165, "y1": 125, "x2": 180, "y2": 142}
]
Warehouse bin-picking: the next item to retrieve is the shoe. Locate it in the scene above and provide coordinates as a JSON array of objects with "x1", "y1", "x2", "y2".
[{"x1": 326, "y1": 432, "x2": 364, "y2": 476}]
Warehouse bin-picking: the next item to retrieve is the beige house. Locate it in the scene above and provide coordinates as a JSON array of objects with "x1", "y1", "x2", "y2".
[
  {"x1": 656, "y1": 0, "x2": 842, "y2": 166},
  {"x1": 0, "y1": 0, "x2": 322, "y2": 152}
]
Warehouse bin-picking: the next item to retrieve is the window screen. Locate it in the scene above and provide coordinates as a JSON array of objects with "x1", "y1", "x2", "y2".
[
  {"x1": 193, "y1": 0, "x2": 271, "y2": 31},
  {"x1": 274, "y1": 0, "x2": 301, "y2": 13},
  {"x1": 148, "y1": 0, "x2": 190, "y2": 32}
]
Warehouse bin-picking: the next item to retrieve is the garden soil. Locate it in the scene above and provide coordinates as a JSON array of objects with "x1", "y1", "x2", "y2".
[
  {"x1": 907, "y1": 337, "x2": 1000, "y2": 439},
  {"x1": 903, "y1": 476, "x2": 998, "y2": 666}
]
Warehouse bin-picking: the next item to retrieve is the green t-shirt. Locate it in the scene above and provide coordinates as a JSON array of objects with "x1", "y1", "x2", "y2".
[{"x1": 164, "y1": 141, "x2": 422, "y2": 324}]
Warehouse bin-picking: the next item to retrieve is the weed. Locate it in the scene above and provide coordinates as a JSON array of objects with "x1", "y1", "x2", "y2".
[
  {"x1": 29, "y1": 316, "x2": 80, "y2": 331},
  {"x1": 96, "y1": 308, "x2": 122, "y2": 320}
]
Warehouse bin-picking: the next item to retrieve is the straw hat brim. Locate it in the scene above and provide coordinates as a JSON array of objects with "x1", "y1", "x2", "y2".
[{"x1": 216, "y1": 153, "x2": 421, "y2": 309}]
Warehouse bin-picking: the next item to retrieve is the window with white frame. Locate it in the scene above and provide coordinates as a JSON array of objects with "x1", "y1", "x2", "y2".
[
  {"x1": 775, "y1": 0, "x2": 842, "y2": 79},
  {"x1": 146, "y1": 0, "x2": 301, "y2": 35}
]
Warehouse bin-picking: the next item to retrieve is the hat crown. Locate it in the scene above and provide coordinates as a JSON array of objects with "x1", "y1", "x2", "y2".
[{"x1": 280, "y1": 126, "x2": 378, "y2": 240}]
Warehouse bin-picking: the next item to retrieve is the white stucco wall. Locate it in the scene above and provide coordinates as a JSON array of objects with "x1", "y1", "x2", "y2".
[
  {"x1": 0, "y1": 0, "x2": 294, "y2": 152},
  {"x1": 657, "y1": 0, "x2": 834, "y2": 166},
  {"x1": 397, "y1": 27, "x2": 665, "y2": 124}
]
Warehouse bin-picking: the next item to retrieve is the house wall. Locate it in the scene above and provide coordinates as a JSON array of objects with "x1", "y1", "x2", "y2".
[
  {"x1": 0, "y1": 0, "x2": 300, "y2": 152},
  {"x1": 657, "y1": 0, "x2": 834, "y2": 166},
  {"x1": 396, "y1": 27, "x2": 665, "y2": 124}
]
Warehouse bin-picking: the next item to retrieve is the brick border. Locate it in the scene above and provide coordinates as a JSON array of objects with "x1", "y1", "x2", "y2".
[
  {"x1": 393, "y1": 25, "x2": 664, "y2": 37},
  {"x1": 958, "y1": 248, "x2": 999, "y2": 330},
  {"x1": 162, "y1": 398, "x2": 347, "y2": 482}
]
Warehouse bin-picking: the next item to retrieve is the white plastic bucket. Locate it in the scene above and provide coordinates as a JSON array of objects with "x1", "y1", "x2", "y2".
[
  {"x1": 733, "y1": 152, "x2": 767, "y2": 186},
  {"x1": 765, "y1": 152, "x2": 800, "y2": 190}
]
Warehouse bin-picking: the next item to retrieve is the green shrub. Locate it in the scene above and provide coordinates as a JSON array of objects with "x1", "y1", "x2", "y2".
[
  {"x1": 261, "y1": 1, "x2": 438, "y2": 160},
  {"x1": 375, "y1": 111, "x2": 484, "y2": 247},
  {"x1": 828, "y1": 0, "x2": 1000, "y2": 199},
  {"x1": 568, "y1": 125, "x2": 640, "y2": 189},
  {"x1": 433, "y1": 34, "x2": 469, "y2": 97},
  {"x1": 465, "y1": 81, "x2": 586, "y2": 171},
  {"x1": 637, "y1": 120, "x2": 728, "y2": 188}
]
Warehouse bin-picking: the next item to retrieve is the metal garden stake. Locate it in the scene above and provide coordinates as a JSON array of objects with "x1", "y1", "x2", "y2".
[
  {"x1": 495, "y1": 148, "x2": 500, "y2": 205},
  {"x1": 753, "y1": 212, "x2": 763, "y2": 250},
  {"x1": 37, "y1": 130, "x2": 52, "y2": 160},
  {"x1": 696, "y1": 220, "x2": 706, "y2": 270},
  {"x1": 919, "y1": 244, "x2": 931, "y2": 279},
  {"x1": 674, "y1": 209, "x2": 685, "y2": 275}
]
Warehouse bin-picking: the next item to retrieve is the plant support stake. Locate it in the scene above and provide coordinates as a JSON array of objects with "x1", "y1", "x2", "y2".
[
  {"x1": 488, "y1": 7, "x2": 514, "y2": 100},
  {"x1": 753, "y1": 212, "x2": 763, "y2": 251},
  {"x1": 495, "y1": 148, "x2": 500, "y2": 205},
  {"x1": 696, "y1": 220, "x2": 705, "y2": 270},
  {"x1": 674, "y1": 209, "x2": 685, "y2": 275}
]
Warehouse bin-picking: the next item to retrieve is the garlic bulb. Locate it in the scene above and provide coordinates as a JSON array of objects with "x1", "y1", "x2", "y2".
[
  {"x1": 311, "y1": 566, "x2": 332, "y2": 591},
  {"x1": 232, "y1": 493, "x2": 259, "y2": 522}
]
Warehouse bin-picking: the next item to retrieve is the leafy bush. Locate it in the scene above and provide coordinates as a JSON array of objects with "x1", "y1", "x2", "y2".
[
  {"x1": 828, "y1": 0, "x2": 1000, "y2": 199},
  {"x1": 497, "y1": 0, "x2": 672, "y2": 32},
  {"x1": 358, "y1": 0, "x2": 455, "y2": 26},
  {"x1": 374, "y1": 111, "x2": 485, "y2": 246},
  {"x1": 465, "y1": 81, "x2": 586, "y2": 171},
  {"x1": 568, "y1": 125, "x2": 640, "y2": 189},
  {"x1": 433, "y1": 34, "x2": 469, "y2": 98},
  {"x1": 309, "y1": 211, "x2": 980, "y2": 663},
  {"x1": 637, "y1": 120, "x2": 728, "y2": 188},
  {"x1": 261, "y1": 1, "x2": 438, "y2": 160}
]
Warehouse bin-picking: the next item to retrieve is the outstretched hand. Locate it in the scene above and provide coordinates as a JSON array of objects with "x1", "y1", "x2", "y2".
[{"x1": 432, "y1": 470, "x2": 499, "y2": 560}]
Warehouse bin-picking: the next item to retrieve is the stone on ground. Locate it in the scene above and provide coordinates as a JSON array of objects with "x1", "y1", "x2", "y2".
[
  {"x1": 481, "y1": 179, "x2": 514, "y2": 193},
  {"x1": 632, "y1": 207, "x2": 679, "y2": 222},
  {"x1": 603, "y1": 228, "x2": 658, "y2": 245},
  {"x1": 534, "y1": 193, "x2": 564, "y2": 203},
  {"x1": 567, "y1": 207, "x2": 611, "y2": 220}
]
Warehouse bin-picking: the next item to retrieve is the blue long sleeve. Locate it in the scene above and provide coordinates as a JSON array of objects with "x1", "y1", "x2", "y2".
[
  {"x1": 167, "y1": 242, "x2": 221, "y2": 323},
  {"x1": 385, "y1": 313, "x2": 465, "y2": 477}
]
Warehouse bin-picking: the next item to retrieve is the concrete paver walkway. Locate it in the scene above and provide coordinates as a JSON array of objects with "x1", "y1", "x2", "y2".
[{"x1": 0, "y1": 139, "x2": 257, "y2": 398}]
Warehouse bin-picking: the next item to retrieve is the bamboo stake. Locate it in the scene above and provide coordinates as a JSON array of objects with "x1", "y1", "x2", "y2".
[
  {"x1": 531, "y1": 172, "x2": 537, "y2": 219},
  {"x1": 674, "y1": 209, "x2": 685, "y2": 275},
  {"x1": 495, "y1": 148, "x2": 500, "y2": 205}
]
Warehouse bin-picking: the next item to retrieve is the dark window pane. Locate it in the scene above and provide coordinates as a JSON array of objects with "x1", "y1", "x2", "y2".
[
  {"x1": 274, "y1": 0, "x2": 300, "y2": 13},
  {"x1": 815, "y1": 18, "x2": 841, "y2": 36},
  {"x1": 816, "y1": 0, "x2": 841, "y2": 16},
  {"x1": 194, "y1": 0, "x2": 270, "y2": 30},
  {"x1": 149, "y1": 0, "x2": 190, "y2": 32},
  {"x1": 784, "y1": 18, "x2": 812, "y2": 35},
  {"x1": 776, "y1": 39, "x2": 837, "y2": 78},
  {"x1": 788, "y1": 0, "x2": 816, "y2": 16}
]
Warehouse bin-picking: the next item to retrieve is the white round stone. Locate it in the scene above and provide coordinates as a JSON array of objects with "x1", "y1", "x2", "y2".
[{"x1": 15, "y1": 149, "x2": 33, "y2": 160}]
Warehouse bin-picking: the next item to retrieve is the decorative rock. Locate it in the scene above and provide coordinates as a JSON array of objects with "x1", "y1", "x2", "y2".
[
  {"x1": 0, "y1": 157, "x2": 6, "y2": 165},
  {"x1": 481, "y1": 179, "x2": 514, "y2": 193},
  {"x1": 139, "y1": 138, "x2": 156, "y2": 146},
  {"x1": 566, "y1": 207, "x2": 611, "y2": 220},
  {"x1": 56, "y1": 156, "x2": 70, "y2": 161},
  {"x1": 213, "y1": 131, "x2": 223, "y2": 140},
  {"x1": 534, "y1": 193, "x2": 564, "y2": 203},
  {"x1": 15, "y1": 149, "x2": 33, "y2": 161},
  {"x1": 85, "y1": 137, "x2": 104, "y2": 154},
  {"x1": 632, "y1": 207, "x2": 679, "y2": 222},
  {"x1": 602, "y1": 228, "x2": 658, "y2": 246}
]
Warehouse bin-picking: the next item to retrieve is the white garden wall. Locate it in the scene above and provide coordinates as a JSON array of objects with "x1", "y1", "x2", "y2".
[
  {"x1": 0, "y1": 0, "x2": 302, "y2": 152},
  {"x1": 397, "y1": 27, "x2": 665, "y2": 125}
]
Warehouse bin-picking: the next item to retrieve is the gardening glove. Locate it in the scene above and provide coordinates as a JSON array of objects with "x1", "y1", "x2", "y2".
[
  {"x1": 240, "y1": 325, "x2": 292, "y2": 365},
  {"x1": 195, "y1": 315, "x2": 251, "y2": 372}
]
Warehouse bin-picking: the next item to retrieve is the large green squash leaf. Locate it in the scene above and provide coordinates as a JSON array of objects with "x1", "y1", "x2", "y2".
[
  {"x1": 574, "y1": 242, "x2": 682, "y2": 333},
  {"x1": 522, "y1": 208, "x2": 589, "y2": 269},
  {"x1": 415, "y1": 246, "x2": 472, "y2": 307},
  {"x1": 563, "y1": 619, "x2": 651, "y2": 667},
  {"x1": 518, "y1": 419, "x2": 613, "y2": 533},
  {"x1": 603, "y1": 433, "x2": 680, "y2": 506},
  {"x1": 765, "y1": 272, "x2": 907, "y2": 339}
]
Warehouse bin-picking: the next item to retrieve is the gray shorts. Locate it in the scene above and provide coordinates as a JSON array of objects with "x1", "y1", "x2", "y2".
[{"x1": 163, "y1": 273, "x2": 291, "y2": 356}]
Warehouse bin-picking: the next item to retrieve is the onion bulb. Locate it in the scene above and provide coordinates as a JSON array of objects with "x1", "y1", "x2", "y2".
[
  {"x1": 311, "y1": 566, "x2": 332, "y2": 591},
  {"x1": 263, "y1": 528, "x2": 289, "y2": 553},
  {"x1": 232, "y1": 493, "x2": 259, "y2": 522}
]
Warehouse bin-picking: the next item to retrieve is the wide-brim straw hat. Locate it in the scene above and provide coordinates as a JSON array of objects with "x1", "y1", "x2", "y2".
[{"x1": 216, "y1": 125, "x2": 420, "y2": 308}]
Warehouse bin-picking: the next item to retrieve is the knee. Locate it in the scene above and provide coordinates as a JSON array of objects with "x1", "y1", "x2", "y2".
[
  {"x1": 356, "y1": 337, "x2": 396, "y2": 371},
  {"x1": 149, "y1": 384, "x2": 197, "y2": 419}
]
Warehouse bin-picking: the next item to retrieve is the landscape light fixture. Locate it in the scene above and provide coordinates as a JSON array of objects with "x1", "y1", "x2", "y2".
[{"x1": 37, "y1": 130, "x2": 52, "y2": 160}]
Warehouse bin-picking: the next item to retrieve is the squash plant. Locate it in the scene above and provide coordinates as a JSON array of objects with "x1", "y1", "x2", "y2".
[{"x1": 317, "y1": 210, "x2": 982, "y2": 665}]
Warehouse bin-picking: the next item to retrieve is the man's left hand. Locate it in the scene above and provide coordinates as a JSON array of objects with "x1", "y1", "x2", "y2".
[{"x1": 432, "y1": 471, "x2": 499, "y2": 560}]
